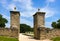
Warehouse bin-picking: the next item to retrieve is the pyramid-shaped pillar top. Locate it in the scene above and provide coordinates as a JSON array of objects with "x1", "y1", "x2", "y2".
[
  {"x1": 10, "y1": 7, "x2": 20, "y2": 16},
  {"x1": 33, "y1": 12, "x2": 45, "y2": 16},
  {"x1": 33, "y1": 8, "x2": 45, "y2": 16}
]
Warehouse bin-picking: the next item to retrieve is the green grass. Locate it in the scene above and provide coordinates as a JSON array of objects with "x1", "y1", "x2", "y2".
[
  {"x1": 0, "y1": 36, "x2": 18, "y2": 41},
  {"x1": 51, "y1": 37, "x2": 60, "y2": 41}
]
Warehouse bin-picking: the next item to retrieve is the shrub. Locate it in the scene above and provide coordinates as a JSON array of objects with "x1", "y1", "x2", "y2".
[{"x1": 51, "y1": 37, "x2": 60, "y2": 41}]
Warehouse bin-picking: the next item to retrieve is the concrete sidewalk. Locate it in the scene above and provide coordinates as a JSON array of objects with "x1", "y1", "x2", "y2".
[{"x1": 19, "y1": 34, "x2": 52, "y2": 41}]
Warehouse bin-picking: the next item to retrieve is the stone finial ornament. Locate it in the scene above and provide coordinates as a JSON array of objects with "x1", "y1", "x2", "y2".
[
  {"x1": 14, "y1": 7, "x2": 16, "y2": 10},
  {"x1": 38, "y1": 8, "x2": 40, "y2": 12}
]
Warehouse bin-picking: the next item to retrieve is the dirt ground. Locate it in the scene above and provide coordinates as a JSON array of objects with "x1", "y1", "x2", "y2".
[{"x1": 19, "y1": 33, "x2": 52, "y2": 41}]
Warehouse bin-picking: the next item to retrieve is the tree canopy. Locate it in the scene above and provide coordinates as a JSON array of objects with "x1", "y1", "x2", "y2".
[
  {"x1": 20, "y1": 24, "x2": 33, "y2": 33},
  {"x1": 0, "y1": 14, "x2": 8, "y2": 27},
  {"x1": 51, "y1": 19, "x2": 60, "y2": 29}
]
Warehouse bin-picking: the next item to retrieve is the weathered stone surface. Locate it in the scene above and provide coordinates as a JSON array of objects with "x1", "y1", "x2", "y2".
[
  {"x1": 33, "y1": 11, "x2": 45, "y2": 39},
  {"x1": 10, "y1": 11, "x2": 20, "y2": 39},
  {"x1": 10, "y1": 11, "x2": 20, "y2": 30}
]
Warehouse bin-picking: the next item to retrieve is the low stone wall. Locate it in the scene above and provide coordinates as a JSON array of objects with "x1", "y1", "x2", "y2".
[
  {"x1": 46, "y1": 29, "x2": 60, "y2": 39},
  {"x1": 0, "y1": 28, "x2": 18, "y2": 38},
  {"x1": 38, "y1": 27, "x2": 60, "y2": 40}
]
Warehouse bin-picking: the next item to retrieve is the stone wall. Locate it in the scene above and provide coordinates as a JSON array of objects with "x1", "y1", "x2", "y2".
[
  {"x1": 46, "y1": 29, "x2": 60, "y2": 39},
  {"x1": 39, "y1": 27, "x2": 60, "y2": 40},
  {"x1": 0, "y1": 28, "x2": 18, "y2": 38}
]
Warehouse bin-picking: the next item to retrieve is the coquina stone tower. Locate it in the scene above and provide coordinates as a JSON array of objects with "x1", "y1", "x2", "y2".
[
  {"x1": 33, "y1": 9, "x2": 45, "y2": 39},
  {"x1": 10, "y1": 7, "x2": 20, "y2": 34},
  {"x1": 10, "y1": 8, "x2": 20, "y2": 29}
]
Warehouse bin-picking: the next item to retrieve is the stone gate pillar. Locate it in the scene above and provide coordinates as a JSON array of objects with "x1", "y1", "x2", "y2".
[
  {"x1": 33, "y1": 10, "x2": 46, "y2": 39},
  {"x1": 10, "y1": 8, "x2": 20, "y2": 39}
]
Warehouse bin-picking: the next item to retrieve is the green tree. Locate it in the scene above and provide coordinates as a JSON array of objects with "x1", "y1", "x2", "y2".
[
  {"x1": 51, "y1": 19, "x2": 60, "y2": 29},
  {"x1": 51, "y1": 22, "x2": 57, "y2": 28},
  {"x1": 0, "y1": 14, "x2": 8, "y2": 27},
  {"x1": 20, "y1": 24, "x2": 33, "y2": 33},
  {"x1": 57, "y1": 19, "x2": 60, "y2": 28}
]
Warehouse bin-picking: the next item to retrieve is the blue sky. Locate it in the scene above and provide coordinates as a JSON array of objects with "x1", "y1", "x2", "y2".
[{"x1": 0, "y1": 0, "x2": 60, "y2": 28}]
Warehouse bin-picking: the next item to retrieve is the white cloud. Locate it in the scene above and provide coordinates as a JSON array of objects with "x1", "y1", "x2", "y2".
[
  {"x1": 45, "y1": 22, "x2": 52, "y2": 28},
  {"x1": 0, "y1": 0, "x2": 57, "y2": 27},
  {"x1": 15, "y1": 0, "x2": 56, "y2": 18},
  {"x1": 3, "y1": 15, "x2": 10, "y2": 27},
  {"x1": 45, "y1": 0, "x2": 55, "y2": 7},
  {"x1": 47, "y1": 0, "x2": 55, "y2": 2},
  {"x1": 13, "y1": 0, "x2": 37, "y2": 17},
  {"x1": 0, "y1": 0, "x2": 15, "y2": 11},
  {"x1": 0, "y1": 0, "x2": 7, "y2": 5},
  {"x1": 1, "y1": 0, "x2": 56, "y2": 18},
  {"x1": 20, "y1": 17, "x2": 33, "y2": 27},
  {"x1": 40, "y1": 7, "x2": 56, "y2": 18},
  {"x1": 13, "y1": 0, "x2": 33, "y2": 10},
  {"x1": 6, "y1": 4, "x2": 16, "y2": 10},
  {"x1": 13, "y1": 0, "x2": 21, "y2": 2},
  {"x1": 20, "y1": 9, "x2": 37, "y2": 17}
]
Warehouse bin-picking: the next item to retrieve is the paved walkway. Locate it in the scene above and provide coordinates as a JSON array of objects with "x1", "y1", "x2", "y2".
[{"x1": 19, "y1": 33, "x2": 52, "y2": 41}]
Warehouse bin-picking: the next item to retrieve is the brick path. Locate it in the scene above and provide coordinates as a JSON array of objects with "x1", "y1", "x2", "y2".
[{"x1": 19, "y1": 34, "x2": 52, "y2": 41}]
